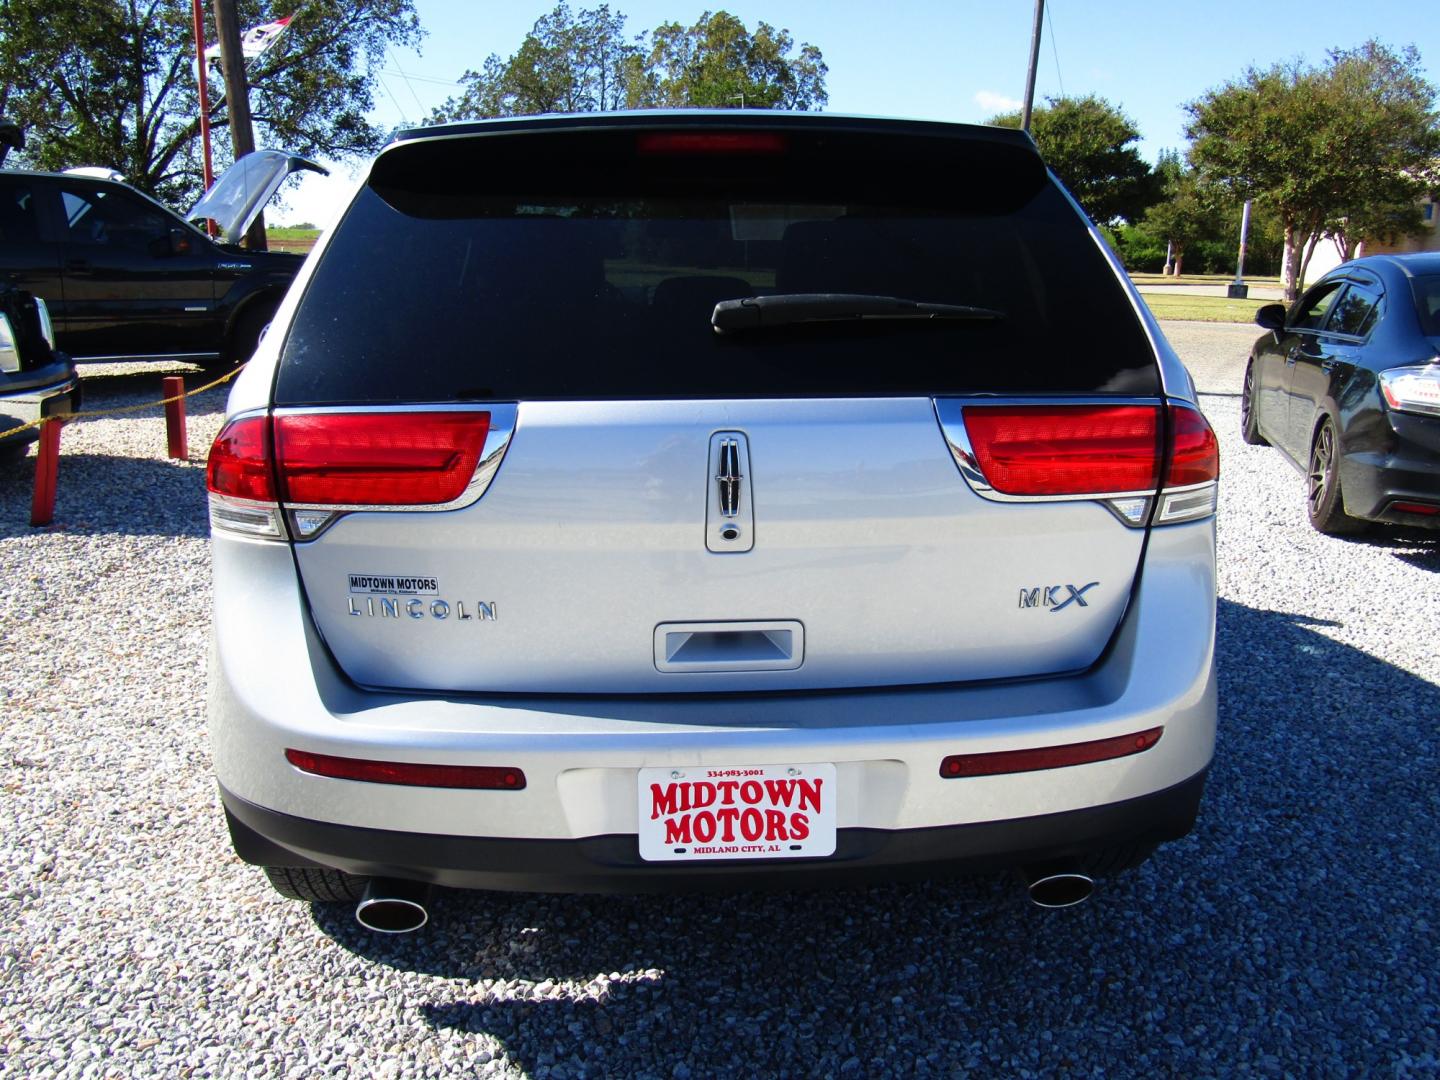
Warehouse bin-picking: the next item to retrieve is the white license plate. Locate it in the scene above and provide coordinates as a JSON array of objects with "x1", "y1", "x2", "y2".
[{"x1": 637, "y1": 763, "x2": 838, "y2": 862}]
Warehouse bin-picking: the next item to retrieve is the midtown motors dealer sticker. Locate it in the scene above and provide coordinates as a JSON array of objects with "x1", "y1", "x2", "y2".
[{"x1": 637, "y1": 763, "x2": 838, "y2": 862}]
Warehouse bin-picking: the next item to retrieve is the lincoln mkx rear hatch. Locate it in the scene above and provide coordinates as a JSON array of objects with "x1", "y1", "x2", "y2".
[{"x1": 212, "y1": 116, "x2": 1214, "y2": 694}]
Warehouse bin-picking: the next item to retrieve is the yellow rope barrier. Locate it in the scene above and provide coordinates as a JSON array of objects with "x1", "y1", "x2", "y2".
[{"x1": 0, "y1": 362, "x2": 247, "y2": 444}]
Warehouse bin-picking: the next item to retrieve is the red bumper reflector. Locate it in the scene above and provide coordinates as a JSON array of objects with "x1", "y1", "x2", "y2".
[
  {"x1": 939, "y1": 727, "x2": 1163, "y2": 778},
  {"x1": 285, "y1": 749, "x2": 525, "y2": 790},
  {"x1": 1392, "y1": 501, "x2": 1440, "y2": 515},
  {"x1": 960, "y1": 405, "x2": 1162, "y2": 495}
]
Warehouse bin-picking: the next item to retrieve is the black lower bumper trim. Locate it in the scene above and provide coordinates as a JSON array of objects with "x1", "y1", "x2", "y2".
[{"x1": 221, "y1": 770, "x2": 1207, "y2": 894}]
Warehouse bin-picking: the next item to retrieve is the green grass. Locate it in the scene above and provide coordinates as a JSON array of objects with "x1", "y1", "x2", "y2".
[
  {"x1": 1130, "y1": 272, "x2": 1282, "y2": 287},
  {"x1": 265, "y1": 227, "x2": 320, "y2": 253},
  {"x1": 1141, "y1": 292, "x2": 1270, "y2": 324}
]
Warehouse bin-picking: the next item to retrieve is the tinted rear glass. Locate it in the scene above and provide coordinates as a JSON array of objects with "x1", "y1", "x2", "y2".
[
  {"x1": 276, "y1": 129, "x2": 1158, "y2": 404},
  {"x1": 1412, "y1": 274, "x2": 1440, "y2": 336}
]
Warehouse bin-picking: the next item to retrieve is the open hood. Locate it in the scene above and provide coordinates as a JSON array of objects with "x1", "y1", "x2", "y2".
[{"x1": 188, "y1": 150, "x2": 328, "y2": 244}]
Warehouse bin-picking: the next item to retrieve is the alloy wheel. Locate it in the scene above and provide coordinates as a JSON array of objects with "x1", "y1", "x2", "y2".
[{"x1": 1308, "y1": 423, "x2": 1334, "y2": 516}]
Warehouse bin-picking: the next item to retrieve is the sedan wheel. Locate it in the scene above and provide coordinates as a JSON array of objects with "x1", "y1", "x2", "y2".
[
  {"x1": 1240, "y1": 361, "x2": 1268, "y2": 445},
  {"x1": 1306, "y1": 418, "x2": 1366, "y2": 535}
]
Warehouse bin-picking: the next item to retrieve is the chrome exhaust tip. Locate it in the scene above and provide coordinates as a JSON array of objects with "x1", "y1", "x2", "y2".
[
  {"x1": 355, "y1": 878, "x2": 431, "y2": 933},
  {"x1": 1021, "y1": 862, "x2": 1095, "y2": 909}
]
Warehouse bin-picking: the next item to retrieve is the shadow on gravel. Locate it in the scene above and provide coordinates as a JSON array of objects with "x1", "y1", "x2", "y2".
[
  {"x1": 1347, "y1": 529, "x2": 1440, "y2": 573},
  {"x1": 313, "y1": 598, "x2": 1440, "y2": 1076},
  {"x1": 0, "y1": 452, "x2": 208, "y2": 537},
  {"x1": 77, "y1": 370, "x2": 231, "y2": 420}
]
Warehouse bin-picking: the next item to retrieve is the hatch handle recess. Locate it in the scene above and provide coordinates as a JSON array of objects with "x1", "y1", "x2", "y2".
[{"x1": 654, "y1": 620, "x2": 804, "y2": 673}]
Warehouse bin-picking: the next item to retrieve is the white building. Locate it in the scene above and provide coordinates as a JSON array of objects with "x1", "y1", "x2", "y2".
[{"x1": 1302, "y1": 195, "x2": 1439, "y2": 285}]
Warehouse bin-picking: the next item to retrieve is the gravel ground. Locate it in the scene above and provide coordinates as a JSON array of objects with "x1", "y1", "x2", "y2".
[{"x1": 2, "y1": 337, "x2": 1438, "y2": 1078}]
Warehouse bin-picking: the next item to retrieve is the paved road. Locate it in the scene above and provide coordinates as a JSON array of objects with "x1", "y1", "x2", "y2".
[
  {"x1": 2, "y1": 339, "x2": 1437, "y2": 1078},
  {"x1": 1138, "y1": 282, "x2": 1285, "y2": 300},
  {"x1": 1159, "y1": 318, "x2": 1261, "y2": 395}
]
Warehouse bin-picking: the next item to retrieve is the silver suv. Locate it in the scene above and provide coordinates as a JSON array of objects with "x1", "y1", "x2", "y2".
[{"x1": 206, "y1": 114, "x2": 1218, "y2": 932}]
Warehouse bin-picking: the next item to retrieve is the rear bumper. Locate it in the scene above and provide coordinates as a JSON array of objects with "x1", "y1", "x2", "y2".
[
  {"x1": 0, "y1": 360, "x2": 78, "y2": 447},
  {"x1": 208, "y1": 516, "x2": 1218, "y2": 888},
  {"x1": 221, "y1": 768, "x2": 1207, "y2": 892},
  {"x1": 1342, "y1": 411, "x2": 1440, "y2": 526}
]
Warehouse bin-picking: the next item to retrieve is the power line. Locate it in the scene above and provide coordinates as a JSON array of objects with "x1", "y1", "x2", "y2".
[
  {"x1": 375, "y1": 72, "x2": 408, "y2": 124},
  {"x1": 1046, "y1": 0, "x2": 1065, "y2": 98},
  {"x1": 381, "y1": 69, "x2": 463, "y2": 87},
  {"x1": 386, "y1": 50, "x2": 429, "y2": 114}
]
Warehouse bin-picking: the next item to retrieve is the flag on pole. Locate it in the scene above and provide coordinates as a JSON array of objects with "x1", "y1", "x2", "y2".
[{"x1": 196, "y1": 14, "x2": 293, "y2": 93}]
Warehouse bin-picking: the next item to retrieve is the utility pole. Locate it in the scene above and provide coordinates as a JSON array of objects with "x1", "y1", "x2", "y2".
[
  {"x1": 213, "y1": 0, "x2": 266, "y2": 250},
  {"x1": 191, "y1": 0, "x2": 214, "y2": 193},
  {"x1": 1228, "y1": 199, "x2": 1253, "y2": 298},
  {"x1": 1021, "y1": 0, "x2": 1045, "y2": 132}
]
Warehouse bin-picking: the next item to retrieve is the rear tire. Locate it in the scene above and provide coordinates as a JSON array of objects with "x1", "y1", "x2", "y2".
[
  {"x1": 1240, "y1": 360, "x2": 1268, "y2": 445},
  {"x1": 219, "y1": 302, "x2": 277, "y2": 368},
  {"x1": 1306, "y1": 417, "x2": 1367, "y2": 536},
  {"x1": 263, "y1": 866, "x2": 366, "y2": 903}
]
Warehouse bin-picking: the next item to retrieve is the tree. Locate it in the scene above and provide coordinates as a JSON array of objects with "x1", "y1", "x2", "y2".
[
  {"x1": 431, "y1": 4, "x2": 645, "y2": 121},
  {"x1": 0, "y1": 0, "x2": 422, "y2": 208},
  {"x1": 641, "y1": 11, "x2": 826, "y2": 110},
  {"x1": 1186, "y1": 40, "x2": 1440, "y2": 300},
  {"x1": 988, "y1": 95, "x2": 1161, "y2": 226},
  {"x1": 433, "y1": 5, "x2": 826, "y2": 121},
  {"x1": 1142, "y1": 150, "x2": 1223, "y2": 276}
]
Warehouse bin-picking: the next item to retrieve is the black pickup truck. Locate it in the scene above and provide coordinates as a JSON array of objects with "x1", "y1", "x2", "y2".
[{"x1": 0, "y1": 151, "x2": 324, "y2": 369}]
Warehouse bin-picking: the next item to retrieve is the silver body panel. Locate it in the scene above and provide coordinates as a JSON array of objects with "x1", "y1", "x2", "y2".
[
  {"x1": 209, "y1": 518, "x2": 1216, "y2": 840},
  {"x1": 290, "y1": 398, "x2": 1148, "y2": 693},
  {"x1": 210, "y1": 124, "x2": 1216, "y2": 874}
]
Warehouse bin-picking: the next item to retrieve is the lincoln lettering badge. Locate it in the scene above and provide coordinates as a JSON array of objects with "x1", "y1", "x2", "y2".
[{"x1": 346, "y1": 572, "x2": 495, "y2": 623}]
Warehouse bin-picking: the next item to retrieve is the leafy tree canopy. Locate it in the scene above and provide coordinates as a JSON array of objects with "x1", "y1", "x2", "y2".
[
  {"x1": 988, "y1": 95, "x2": 1161, "y2": 226},
  {"x1": 432, "y1": 4, "x2": 826, "y2": 122},
  {"x1": 1186, "y1": 40, "x2": 1440, "y2": 298},
  {"x1": 1141, "y1": 150, "x2": 1226, "y2": 275},
  {"x1": 0, "y1": 0, "x2": 422, "y2": 207}
]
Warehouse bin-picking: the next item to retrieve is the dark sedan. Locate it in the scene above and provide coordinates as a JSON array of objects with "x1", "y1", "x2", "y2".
[{"x1": 1242, "y1": 253, "x2": 1440, "y2": 534}]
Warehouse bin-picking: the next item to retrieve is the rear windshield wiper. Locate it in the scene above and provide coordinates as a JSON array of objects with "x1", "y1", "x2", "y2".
[{"x1": 712, "y1": 293, "x2": 1005, "y2": 335}]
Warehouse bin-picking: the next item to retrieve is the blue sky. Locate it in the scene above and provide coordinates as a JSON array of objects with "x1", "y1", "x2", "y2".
[{"x1": 276, "y1": 0, "x2": 1439, "y2": 226}]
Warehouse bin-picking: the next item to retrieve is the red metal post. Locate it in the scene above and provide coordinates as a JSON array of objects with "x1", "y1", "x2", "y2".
[
  {"x1": 162, "y1": 376, "x2": 188, "y2": 460},
  {"x1": 191, "y1": 0, "x2": 217, "y2": 236},
  {"x1": 29, "y1": 418, "x2": 62, "y2": 527}
]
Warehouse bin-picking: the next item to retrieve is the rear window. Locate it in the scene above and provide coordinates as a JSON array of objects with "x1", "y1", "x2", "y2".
[
  {"x1": 275, "y1": 128, "x2": 1159, "y2": 405},
  {"x1": 1412, "y1": 274, "x2": 1440, "y2": 336}
]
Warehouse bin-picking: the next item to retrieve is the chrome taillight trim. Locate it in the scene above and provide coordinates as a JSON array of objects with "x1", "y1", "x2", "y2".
[
  {"x1": 269, "y1": 402, "x2": 519, "y2": 515},
  {"x1": 933, "y1": 397, "x2": 1216, "y2": 528}
]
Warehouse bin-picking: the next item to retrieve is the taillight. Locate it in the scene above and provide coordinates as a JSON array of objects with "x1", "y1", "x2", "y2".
[
  {"x1": 940, "y1": 399, "x2": 1218, "y2": 526},
  {"x1": 1165, "y1": 404, "x2": 1219, "y2": 487},
  {"x1": 1379, "y1": 364, "x2": 1440, "y2": 417},
  {"x1": 206, "y1": 414, "x2": 275, "y2": 501},
  {"x1": 273, "y1": 412, "x2": 490, "y2": 506},
  {"x1": 286, "y1": 749, "x2": 525, "y2": 790},
  {"x1": 960, "y1": 405, "x2": 1161, "y2": 496},
  {"x1": 1155, "y1": 403, "x2": 1219, "y2": 524},
  {"x1": 940, "y1": 727, "x2": 1162, "y2": 778},
  {"x1": 205, "y1": 409, "x2": 499, "y2": 541}
]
